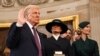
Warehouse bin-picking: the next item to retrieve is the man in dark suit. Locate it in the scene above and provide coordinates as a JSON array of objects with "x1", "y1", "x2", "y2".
[
  {"x1": 6, "y1": 5, "x2": 46, "y2": 56},
  {"x1": 45, "y1": 19, "x2": 74, "y2": 56}
]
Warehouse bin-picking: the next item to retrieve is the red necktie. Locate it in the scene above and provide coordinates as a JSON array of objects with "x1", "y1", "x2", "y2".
[{"x1": 32, "y1": 27, "x2": 42, "y2": 56}]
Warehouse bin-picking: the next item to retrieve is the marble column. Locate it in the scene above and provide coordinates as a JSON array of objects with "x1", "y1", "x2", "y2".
[{"x1": 89, "y1": 0, "x2": 100, "y2": 54}]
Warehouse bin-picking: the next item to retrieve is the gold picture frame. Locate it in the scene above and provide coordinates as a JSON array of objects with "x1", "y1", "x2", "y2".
[{"x1": 0, "y1": 15, "x2": 79, "y2": 30}]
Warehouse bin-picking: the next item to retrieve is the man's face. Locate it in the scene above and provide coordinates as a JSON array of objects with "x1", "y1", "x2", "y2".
[
  {"x1": 51, "y1": 25, "x2": 62, "y2": 34},
  {"x1": 27, "y1": 8, "x2": 40, "y2": 26}
]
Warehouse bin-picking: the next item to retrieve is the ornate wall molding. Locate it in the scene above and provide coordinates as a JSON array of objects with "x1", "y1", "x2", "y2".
[
  {"x1": 30, "y1": 0, "x2": 48, "y2": 5},
  {"x1": 17, "y1": 0, "x2": 31, "y2": 6},
  {"x1": 39, "y1": 0, "x2": 48, "y2": 4},
  {"x1": 17, "y1": 0, "x2": 48, "y2": 6},
  {"x1": 0, "y1": 0, "x2": 48, "y2": 7},
  {"x1": 1, "y1": 0, "x2": 15, "y2": 7}
]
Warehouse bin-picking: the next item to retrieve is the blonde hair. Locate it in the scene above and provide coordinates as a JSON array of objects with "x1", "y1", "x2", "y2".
[{"x1": 24, "y1": 5, "x2": 39, "y2": 19}]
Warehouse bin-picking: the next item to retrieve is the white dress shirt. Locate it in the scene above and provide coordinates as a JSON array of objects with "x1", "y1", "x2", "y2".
[{"x1": 52, "y1": 34, "x2": 60, "y2": 40}]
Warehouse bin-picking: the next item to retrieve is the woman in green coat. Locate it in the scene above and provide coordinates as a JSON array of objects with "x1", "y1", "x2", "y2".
[{"x1": 72, "y1": 21, "x2": 99, "y2": 56}]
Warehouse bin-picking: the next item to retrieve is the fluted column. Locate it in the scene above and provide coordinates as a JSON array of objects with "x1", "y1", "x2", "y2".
[{"x1": 89, "y1": 0, "x2": 100, "y2": 54}]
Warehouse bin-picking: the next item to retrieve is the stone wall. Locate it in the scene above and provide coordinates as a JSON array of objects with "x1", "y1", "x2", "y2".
[{"x1": 0, "y1": 0, "x2": 89, "y2": 22}]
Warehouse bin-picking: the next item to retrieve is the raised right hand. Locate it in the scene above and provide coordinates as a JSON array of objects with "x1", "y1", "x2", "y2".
[{"x1": 17, "y1": 8, "x2": 26, "y2": 25}]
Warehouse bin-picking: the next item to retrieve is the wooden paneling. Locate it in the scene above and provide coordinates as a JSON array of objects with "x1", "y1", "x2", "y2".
[{"x1": 0, "y1": 28, "x2": 9, "y2": 56}]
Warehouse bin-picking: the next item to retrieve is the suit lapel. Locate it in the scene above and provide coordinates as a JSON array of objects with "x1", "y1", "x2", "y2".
[
  {"x1": 50, "y1": 36, "x2": 56, "y2": 41},
  {"x1": 49, "y1": 36, "x2": 63, "y2": 46},
  {"x1": 49, "y1": 36, "x2": 59, "y2": 45},
  {"x1": 23, "y1": 23, "x2": 37, "y2": 46},
  {"x1": 49, "y1": 36, "x2": 66, "y2": 50}
]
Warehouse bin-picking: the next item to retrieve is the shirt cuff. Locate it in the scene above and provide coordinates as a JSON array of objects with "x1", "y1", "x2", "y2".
[{"x1": 16, "y1": 23, "x2": 23, "y2": 27}]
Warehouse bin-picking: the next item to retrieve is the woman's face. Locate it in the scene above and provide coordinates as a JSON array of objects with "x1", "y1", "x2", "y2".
[
  {"x1": 51, "y1": 25, "x2": 62, "y2": 34},
  {"x1": 73, "y1": 32, "x2": 80, "y2": 40},
  {"x1": 81, "y1": 24, "x2": 91, "y2": 35},
  {"x1": 66, "y1": 30, "x2": 72, "y2": 37},
  {"x1": 62, "y1": 29, "x2": 72, "y2": 39}
]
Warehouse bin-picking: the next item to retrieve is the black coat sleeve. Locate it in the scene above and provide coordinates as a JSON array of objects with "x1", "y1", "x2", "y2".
[
  {"x1": 93, "y1": 41, "x2": 99, "y2": 56},
  {"x1": 72, "y1": 42, "x2": 77, "y2": 56},
  {"x1": 67, "y1": 40, "x2": 75, "y2": 56},
  {"x1": 6, "y1": 22, "x2": 22, "y2": 49}
]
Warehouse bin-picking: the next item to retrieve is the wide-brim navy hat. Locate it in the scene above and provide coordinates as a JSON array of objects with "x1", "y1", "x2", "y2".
[{"x1": 46, "y1": 19, "x2": 68, "y2": 34}]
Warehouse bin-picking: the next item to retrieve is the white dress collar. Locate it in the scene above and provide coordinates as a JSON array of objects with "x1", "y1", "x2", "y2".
[{"x1": 52, "y1": 34, "x2": 60, "y2": 40}]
